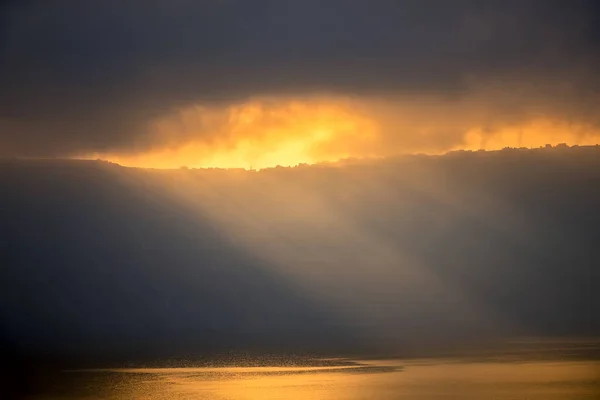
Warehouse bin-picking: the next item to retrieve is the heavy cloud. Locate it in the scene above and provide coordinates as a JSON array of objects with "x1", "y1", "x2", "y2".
[{"x1": 1, "y1": 0, "x2": 599, "y2": 160}]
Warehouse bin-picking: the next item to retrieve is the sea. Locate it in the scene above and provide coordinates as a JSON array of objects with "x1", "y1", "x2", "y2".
[{"x1": 18, "y1": 339, "x2": 600, "y2": 399}]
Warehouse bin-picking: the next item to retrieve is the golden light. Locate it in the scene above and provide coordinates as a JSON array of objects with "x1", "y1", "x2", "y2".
[
  {"x1": 459, "y1": 119, "x2": 600, "y2": 151},
  {"x1": 82, "y1": 97, "x2": 380, "y2": 170},
  {"x1": 77, "y1": 95, "x2": 600, "y2": 169}
]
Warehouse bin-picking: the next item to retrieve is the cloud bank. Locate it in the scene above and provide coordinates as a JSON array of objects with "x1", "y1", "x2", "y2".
[{"x1": 1, "y1": 0, "x2": 599, "y2": 165}]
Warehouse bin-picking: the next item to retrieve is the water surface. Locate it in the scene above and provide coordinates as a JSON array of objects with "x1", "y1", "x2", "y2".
[{"x1": 29, "y1": 358, "x2": 600, "y2": 399}]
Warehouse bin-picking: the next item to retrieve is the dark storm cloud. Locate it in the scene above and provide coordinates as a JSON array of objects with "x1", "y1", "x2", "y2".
[{"x1": 1, "y1": 0, "x2": 599, "y2": 156}]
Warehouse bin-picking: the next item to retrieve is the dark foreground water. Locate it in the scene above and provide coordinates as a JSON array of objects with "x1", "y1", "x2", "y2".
[{"x1": 24, "y1": 357, "x2": 600, "y2": 400}]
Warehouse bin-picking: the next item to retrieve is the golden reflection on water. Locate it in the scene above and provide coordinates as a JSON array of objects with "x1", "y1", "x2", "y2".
[
  {"x1": 173, "y1": 361, "x2": 600, "y2": 400},
  {"x1": 49, "y1": 359, "x2": 600, "y2": 400}
]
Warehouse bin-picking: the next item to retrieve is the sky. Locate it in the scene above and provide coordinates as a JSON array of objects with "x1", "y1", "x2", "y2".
[
  {"x1": 2, "y1": 0, "x2": 600, "y2": 373},
  {"x1": 2, "y1": 0, "x2": 600, "y2": 168}
]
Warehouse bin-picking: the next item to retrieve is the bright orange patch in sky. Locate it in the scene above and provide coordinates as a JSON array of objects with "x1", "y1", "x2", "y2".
[
  {"x1": 80, "y1": 96, "x2": 600, "y2": 169},
  {"x1": 459, "y1": 119, "x2": 600, "y2": 151},
  {"x1": 86, "y1": 98, "x2": 379, "y2": 169}
]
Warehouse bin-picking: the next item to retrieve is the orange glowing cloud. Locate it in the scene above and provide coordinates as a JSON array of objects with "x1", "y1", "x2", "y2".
[
  {"x1": 83, "y1": 97, "x2": 379, "y2": 169},
  {"x1": 459, "y1": 119, "x2": 600, "y2": 151},
  {"x1": 79, "y1": 91, "x2": 600, "y2": 169}
]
